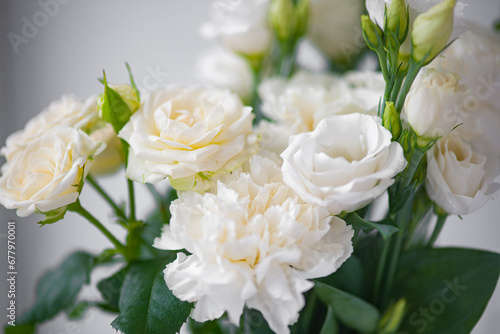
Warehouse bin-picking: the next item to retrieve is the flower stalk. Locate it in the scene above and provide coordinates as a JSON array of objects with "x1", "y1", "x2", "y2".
[{"x1": 70, "y1": 200, "x2": 126, "y2": 256}]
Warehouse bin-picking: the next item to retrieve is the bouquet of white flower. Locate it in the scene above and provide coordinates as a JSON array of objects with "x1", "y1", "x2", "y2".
[{"x1": 2, "y1": 1, "x2": 500, "y2": 333}]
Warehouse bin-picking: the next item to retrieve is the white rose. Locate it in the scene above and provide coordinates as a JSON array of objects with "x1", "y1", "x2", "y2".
[
  {"x1": 281, "y1": 113, "x2": 407, "y2": 215},
  {"x1": 308, "y1": 0, "x2": 365, "y2": 60},
  {"x1": 426, "y1": 134, "x2": 500, "y2": 215},
  {"x1": 404, "y1": 68, "x2": 468, "y2": 139},
  {"x1": 1, "y1": 95, "x2": 99, "y2": 161},
  {"x1": 196, "y1": 47, "x2": 254, "y2": 103},
  {"x1": 0, "y1": 126, "x2": 104, "y2": 217},
  {"x1": 258, "y1": 70, "x2": 384, "y2": 153},
  {"x1": 201, "y1": 0, "x2": 271, "y2": 56},
  {"x1": 118, "y1": 86, "x2": 257, "y2": 183},
  {"x1": 431, "y1": 30, "x2": 500, "y2": 156},
  {"x1": 154, "y1": 154, "x2": 353, "y2": 334}
]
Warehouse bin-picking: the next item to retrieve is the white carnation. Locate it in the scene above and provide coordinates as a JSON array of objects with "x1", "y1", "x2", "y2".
[
  {"x1": 155, "y1": 154, "x2": 353, "y2": 334},
  {"x1": 118, "y1": 85, "x2": 257, "y2": 184},
  {"x1": 0, "y1": 126, "x2": 104, "y2": 217},
  {"x1": 281, "y1": 114, "x2": 407, "y2": 215}
]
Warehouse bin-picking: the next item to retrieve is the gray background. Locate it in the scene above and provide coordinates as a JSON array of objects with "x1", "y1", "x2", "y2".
[{"x1": 0, "y1": 1, "x2": 499, "y2": 333}]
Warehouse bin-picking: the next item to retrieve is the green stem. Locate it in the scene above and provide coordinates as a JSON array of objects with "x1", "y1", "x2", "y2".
[
  {"x1": 87, "y1": 175, "x2": 127, "y2": 223},
  {"x1": 427, "y1": 214, "x2": 448, "y2": 248},
  {"x1": 382, "y1": 197, "x2": 414, "y2": 307},
  {"x1": 390, "y1": 74, "x2": 405, "y2": 104},
  {"x1": 373, "y1": 237, "x2": 391, "y2": 305},
  {"x1": 376, "y1": 49, "x2": 390, "y2": 83},
  {"x1": 400, "y1": 147, "x2": 425, "y2": 189},
  {"x1": 395, "y1": 60, "x2": 423, "y2": 112},
  {"x1": 128, "y1": 179, "x2": 136, "y2": 222},
  {"x1": 70, "y1": 200, "x2": 126, "y2": 254}
]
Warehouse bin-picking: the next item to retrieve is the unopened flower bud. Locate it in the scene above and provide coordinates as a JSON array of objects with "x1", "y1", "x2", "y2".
[
  {"x1": 378, "y1": 298, "x2": 407, "y2": 334},
  {"x1": 294, "y1": 0, "x2": 310, "y2": 38},
  {"x1": 361, "y1": 15, "x2": 383, "y2": 50},
  {"x1": 269, "y1": 0, "x2": 295, "y2": 42},
  {"x1": 386, "y1": 0, "x2": 408, "y2": 43},
  {"x1": 383, "y1": 101, "x2": 402, "y2": 141},
  {"x1": 412, "y1": 0, "x2": 456, "y2": 64},
  {"x1": 108, "y1": 84, "x2": 140, "y2": 114}
]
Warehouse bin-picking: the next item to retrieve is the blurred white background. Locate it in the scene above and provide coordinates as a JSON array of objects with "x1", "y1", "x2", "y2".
[{"x1": 0, "y1": 1, "x2": 499, "y2": 333}]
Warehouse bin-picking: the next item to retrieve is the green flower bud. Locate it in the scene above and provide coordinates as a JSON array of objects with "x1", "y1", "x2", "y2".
[
  {"x1": 361, "y1": 15, "x2": 383, "y2": 50},
  {"x1": 412, "y1": 0, "x2": 456, "y2": 64},
  {"x1": 108, "y1": 84, "x2": 140, "y2": 114},
  {"x1": 383, "y1": 101, "x2": 402, "y2": 141},
  {"x1": 378, "y1": 298, "x2": 407, "y2": 334},
  {"x1": 269, "y1": 0, "x2": 295, "y2": 42},
  {"x1": 386, "y1": 0, "x2": 408, "y2": 43},
  {"x1": 294, "y1": 0, "x2": 310, "y2": 38}
]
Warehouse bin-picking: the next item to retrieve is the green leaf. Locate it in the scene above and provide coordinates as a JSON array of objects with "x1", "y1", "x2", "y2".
[
  {"x1": 394, "y1": 248, "x2": 500, "y2": 334},
  {"x1": 143, "y1": 187, "x2": 177, "y2": 242},
  {"x1": 111, "y1": 258, "x2": 192, "y2": 334},
  {"x1": 242, "y1": 309, "x2": 274, "y2": 334},
  {"x1": 317, "y1": 255, "x2": 364, "y2": 296},
  {"x1": 67, "y1": 301, "x2": 92, "y2": 320},
  {"x1": 100, "y1": 72, "x2": 133, "y2": 133},
  {"x1": 97, "y1": 265, "x2": 129, "y2": 313},
  {"x1": 125, "y1": 62, "x2": 140, "y2": 101},
  {"x1": 17, "y1": 252, "x2": 95, "y2": 325},
  {"x1": 315, "y1": 282, "x2": 380, "y2": 333},
  {"x1": 346, "y1": 213, "x2": 400, "y2": 241},
  {"x1": 319, "y1": 307, "x2": 339, "y2": 334},
  {"x1": 37, "y1": 206, "x2": 67, "y2": 226},
  {"x1": 389, "y1": 180, "x2": 417, "y2": 213},
  {"x1": 4, "y1": 323, "x2": 36, "y2": 334}
]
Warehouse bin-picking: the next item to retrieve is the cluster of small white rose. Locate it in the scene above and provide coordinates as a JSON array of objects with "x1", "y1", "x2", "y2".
[
  {"x1": 1, "y1": 0, "x2": 500, "y2": 333},
  {"x1": 0, "y1": 96, "x2": 107, "y2": 217}
]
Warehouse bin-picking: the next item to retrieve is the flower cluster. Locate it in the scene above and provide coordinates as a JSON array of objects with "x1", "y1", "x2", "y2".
[{"x1": 1, "y1": 1, "x2": 500, "y2": 334}]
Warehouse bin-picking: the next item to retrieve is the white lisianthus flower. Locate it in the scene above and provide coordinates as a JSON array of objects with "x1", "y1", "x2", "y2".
[
  {"x1": 281, "y1": 114, "x2": 407, "y2": 215},
  {"x1": 0, "y1": 126, "x2": 105, "y2": 217},
  {"x1": 404, "y1": 68, "x2": 468, "y2": 139},
  {"x1": 431, "y1": 30, "x2": 500, "y2": 156},
  {"x1": 308, "y1": 0, "x2": 365, "y2": 61},
  {"x1": 1, "y1": 95, "x2": 99, "y2": 161},
  {"x1": 201, "y1": 0, "x2": 271, "y2": 56},
  {"x1": 196, "y1": 47, "x2": 254, "y2": 104},
  {"x1": 426, "y1": 134, "x2": 500, "y2": 215},
  {"x1": 118, "y1": 86, "x2": 257, "y2": 184},
  {"x1": 154, "y1": 154, "x2": 354, "y2": 334},
  {"x1": 258, "y1": 70, "x2": 384, "y2": 154}
]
